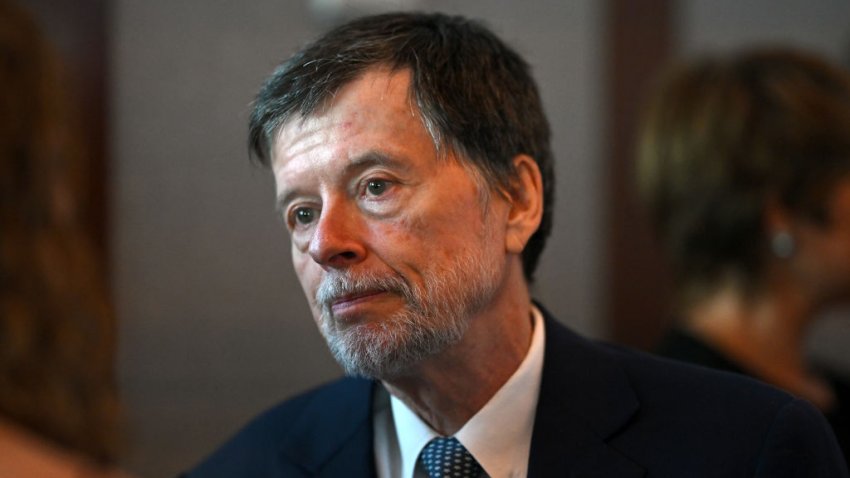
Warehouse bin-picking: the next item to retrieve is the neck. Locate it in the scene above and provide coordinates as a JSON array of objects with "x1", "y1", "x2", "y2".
[
  {"x1": 685, "y1": 273, "x2": 833, "y2": 409},
  {"x1": 382, "y1": 268, "x2": 534, "y2": 435}
]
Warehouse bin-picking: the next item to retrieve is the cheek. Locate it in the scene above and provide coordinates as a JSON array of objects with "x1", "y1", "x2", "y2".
[
  {"x1": 388, "y1": 214, "x2": 429, "y2": 244},
  {"x1": 796, "y1": 225, "x2": 850, "y2": 293},
  {"x1": 827, "y1": 232, "x2": 850, "y2": 277},
  {"x1": 361, "y1": 217, "x2": 440, "y2": 281},
  {"x1": 381, "y1": 209, "x2": 454, "y2": 249},
  {"x1": 292, "y1": 247, "x2": 321, "y2": 303},
  {"x1": 382, "y1": 205, "x2": 490, "y2": 265}
]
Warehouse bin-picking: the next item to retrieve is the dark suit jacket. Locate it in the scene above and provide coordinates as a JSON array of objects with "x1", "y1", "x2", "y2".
[{"x1": 184, "y1": 308, "x2": 848, "y2": 477}]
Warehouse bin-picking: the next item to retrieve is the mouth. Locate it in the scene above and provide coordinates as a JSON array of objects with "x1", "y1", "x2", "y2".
[{"x1": 330, "y1": 290, "x2": 389, "y2": 315}]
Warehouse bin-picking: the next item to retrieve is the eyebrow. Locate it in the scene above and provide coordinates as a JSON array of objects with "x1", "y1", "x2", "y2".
[{"x1": 274, "y1": 150, "x2": 412, "y2": 214}]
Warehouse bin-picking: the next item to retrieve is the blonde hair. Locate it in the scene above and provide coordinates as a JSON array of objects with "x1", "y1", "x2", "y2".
[{"x1": 638, "y1": 48, "x2": 850, "y2": 305}]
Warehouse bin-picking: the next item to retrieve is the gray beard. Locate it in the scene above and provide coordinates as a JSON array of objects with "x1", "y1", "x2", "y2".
[{"x1": 315, "y1": 252, "x2": 501, "y2": 379}]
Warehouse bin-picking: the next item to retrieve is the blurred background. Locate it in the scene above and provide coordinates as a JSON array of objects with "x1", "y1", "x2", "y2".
[{"x1": 14, "y1": 0, "x2": 850, "y2": 476}]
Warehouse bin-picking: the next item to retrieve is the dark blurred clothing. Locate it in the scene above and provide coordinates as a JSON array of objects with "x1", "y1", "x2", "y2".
[{"x1": 657, "y1": 327, "x2": 850, "y2": 464}]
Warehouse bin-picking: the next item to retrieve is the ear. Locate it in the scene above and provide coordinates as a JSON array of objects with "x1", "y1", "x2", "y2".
[
  {"x1": 504, "y1": 154, "x2": 544, "y2": 254},
  {"x1": 763, "y1": 197, "x2": 805, "y2": 261}
]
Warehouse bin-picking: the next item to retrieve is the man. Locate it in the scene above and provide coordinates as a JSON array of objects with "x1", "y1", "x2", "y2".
[{"x1": 184, "y1": 12, "x2": 847, "y2": 477}]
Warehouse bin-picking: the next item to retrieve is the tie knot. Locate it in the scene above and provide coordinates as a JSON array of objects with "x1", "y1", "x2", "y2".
[{"x1": 419, "y1": 436, "x2": 483, "y2": 478}]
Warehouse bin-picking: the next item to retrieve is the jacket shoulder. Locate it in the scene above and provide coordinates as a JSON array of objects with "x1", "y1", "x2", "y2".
[
  {"x1": 182, "y1": 377, "x2": 373, "y2": 478},
  {"x1": 601, "y1": 343, "x2": 847, "y2": 476},
  {"x1": 538, "y1": 311, "x2": 847, "y2": 476}
]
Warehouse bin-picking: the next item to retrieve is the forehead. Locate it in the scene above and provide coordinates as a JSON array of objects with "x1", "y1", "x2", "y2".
[{"x1": 271, "y1": 68, "x2": 437, "y2": 171}]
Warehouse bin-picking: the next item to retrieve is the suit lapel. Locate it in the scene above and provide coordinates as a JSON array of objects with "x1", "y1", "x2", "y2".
[
  {"x1": 278, "y1": 378, "x2": 377, "y2": 478},
  {"x1": 528, "y1": 308, "x2": 645, "y2": 478}
]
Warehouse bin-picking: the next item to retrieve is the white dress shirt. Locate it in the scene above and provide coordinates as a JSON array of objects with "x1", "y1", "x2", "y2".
[{"x1": 374, "y1": 305, "x2": 546, "y2": 478}]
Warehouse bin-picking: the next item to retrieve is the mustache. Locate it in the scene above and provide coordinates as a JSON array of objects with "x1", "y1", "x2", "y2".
[{"x1": 316, "y1": 271, "x2": 415, "y2": 310}]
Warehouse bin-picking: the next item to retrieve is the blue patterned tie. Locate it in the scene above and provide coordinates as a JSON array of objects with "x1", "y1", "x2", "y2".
[{"x1": 419, "y1": 436, "x2": 483, "y2": 478}]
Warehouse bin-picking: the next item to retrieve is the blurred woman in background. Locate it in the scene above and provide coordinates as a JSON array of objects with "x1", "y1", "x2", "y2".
[
  {"x1": 0, "y1": 0, "x2": 124, "y2": 475},
  {"x1": 639, "y1": 47, "x2": 850, "y2": 458}
]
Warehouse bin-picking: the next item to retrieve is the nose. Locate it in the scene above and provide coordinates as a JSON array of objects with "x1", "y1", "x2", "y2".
[{"x1": 308, "y1": 200, "x2": 367, "y2": 269}]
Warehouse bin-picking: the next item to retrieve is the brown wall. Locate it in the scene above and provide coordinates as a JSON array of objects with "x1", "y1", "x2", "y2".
[
  {"x1": 21, "y1": 0, "x2": 110, "y2": 259},
  {"x1": 603, "y1": 0, "x2": 675, "y2": 349}
]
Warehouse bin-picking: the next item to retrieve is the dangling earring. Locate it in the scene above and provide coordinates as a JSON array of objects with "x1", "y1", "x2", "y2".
[{"x1": 771, "y1": 231, "x2": 796, "y2": 259}]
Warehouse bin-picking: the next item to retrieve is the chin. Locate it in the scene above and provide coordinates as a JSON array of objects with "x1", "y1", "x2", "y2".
[{"x1": 324, "y1": 320, "x2": 462, "y2": 380}]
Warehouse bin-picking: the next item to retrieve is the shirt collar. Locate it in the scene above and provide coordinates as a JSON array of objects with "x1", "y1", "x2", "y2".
[{"x1": 389, "y1": 305, "x2": 546, "y2": 478}]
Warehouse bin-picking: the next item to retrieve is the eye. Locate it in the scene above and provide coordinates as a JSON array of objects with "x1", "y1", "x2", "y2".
[
  {"x1": 366, "y1": 179, "x2": 388, "y2": 196},
  {"x1": 292, "y1": 206, "x2": 317, "y2": 226}
]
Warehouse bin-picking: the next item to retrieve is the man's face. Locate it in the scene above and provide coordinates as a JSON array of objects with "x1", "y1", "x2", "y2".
[{"x1": 271, "y1": 68, "x2": 512, "y2": 379}]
